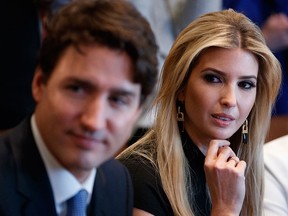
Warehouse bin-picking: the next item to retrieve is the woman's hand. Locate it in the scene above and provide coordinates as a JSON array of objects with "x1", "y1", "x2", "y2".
[{"x1": 204, "y1": 140, "x2": 246, "y2": 216}]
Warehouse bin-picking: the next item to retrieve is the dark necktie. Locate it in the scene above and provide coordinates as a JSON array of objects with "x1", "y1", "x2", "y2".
[{"x1": 66, "y1": 189, "x2": 88, "y2": 216}]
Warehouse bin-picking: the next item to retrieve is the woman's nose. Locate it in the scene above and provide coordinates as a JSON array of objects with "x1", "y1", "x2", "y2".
[{"x1": 220, "y1": 86, "x2": 237, "y2": 108}]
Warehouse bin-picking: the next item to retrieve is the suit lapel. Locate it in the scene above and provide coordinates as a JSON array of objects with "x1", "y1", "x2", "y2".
[
  {"x1": 87, "y1": 160, "x2": 133, "y2": 216},
  {"x1": 11, "y1": 119, "x2": 57, "y2": 216},
  {"x1": 87, "y1": 167, "x2": 107, "y2": 216}
]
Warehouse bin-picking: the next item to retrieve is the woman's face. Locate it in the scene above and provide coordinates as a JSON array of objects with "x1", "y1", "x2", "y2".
[{"x1": 178, "y1": 47, "x2": 258, "y2": 147}]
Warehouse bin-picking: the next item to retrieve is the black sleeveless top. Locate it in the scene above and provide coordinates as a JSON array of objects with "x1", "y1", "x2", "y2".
[{"x1": 119, "y1": 130, "x2": 211, "y2": 216}]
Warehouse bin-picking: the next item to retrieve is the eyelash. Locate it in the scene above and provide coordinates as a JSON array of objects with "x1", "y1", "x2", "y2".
[
  {"x1": 67, "y1": 84, "x2": 83, "y2": 92},
  {"x1": 204, "y1": 74, "x2": 221, "y2": 83},
  {"x1": 238, "y1": 81, "x2": 256, "y2": 90},
  {"x1": 109, "y1": 95, "x2": 129, "y2": 106},
  {"x1": 203, "y1": 74, "x2": 256, "y2": 90}
]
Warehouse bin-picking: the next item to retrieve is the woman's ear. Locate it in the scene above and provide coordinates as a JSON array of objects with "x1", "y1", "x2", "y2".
[{"x1": 177, "y1": 88, "x2": 186, "y2": 101}]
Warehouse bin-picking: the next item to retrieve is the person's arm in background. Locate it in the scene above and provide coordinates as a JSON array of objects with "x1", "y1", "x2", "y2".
[{"x1": 264, "y1": 137, "x2": 288, "y2": 215}]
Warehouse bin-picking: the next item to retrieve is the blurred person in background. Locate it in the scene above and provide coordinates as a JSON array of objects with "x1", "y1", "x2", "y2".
[
  {"x1": 1, "y1": 0, "x2": 40, "y2": 132},
  {"x1": 127, "y1": 0, "x2": 222, "y2": 145},
  {"x1": 0, "y1": 0, "x2": 72, "y2": 134},
  {"x1": 264, "y1": 135, "x2": 288, "y2": 215},
  {"x1": 223, "y1": 0, "x2": 288, "y2": 141}
]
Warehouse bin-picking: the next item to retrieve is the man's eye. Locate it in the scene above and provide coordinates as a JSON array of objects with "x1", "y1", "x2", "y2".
[
  {"x1": 67, "y1": 85, "x2": 83, "y2": 92},
  {"x1": 204, "y1": 74, "x2": 221, "y2": 83},
  {"x1": 110, "y1": 95, "x2": 129, "y2": 106},
  {"x1": 238, "y1": 81, "x2": 256, "y2": 90}
]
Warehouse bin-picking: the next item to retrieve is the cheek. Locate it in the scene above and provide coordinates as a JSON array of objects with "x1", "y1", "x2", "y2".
[
  {"x1": 239, "y1": 93, "x2": 256, "y2": 118},
  {"x1": 185, "y1": 85, "x2": 214, "y2": 110},
  {"x1": 44, "y1": 94, "x2": 79, "y2": 129},
  {"x1": 51, "y1": 91, "x2": 82, "y2": 115},
  {"x1": 109, "y1": 110, "x2": 139, "y2": 135},
  {"x1": 109, "y1": 117, "x2": 135, "y2": 148}
]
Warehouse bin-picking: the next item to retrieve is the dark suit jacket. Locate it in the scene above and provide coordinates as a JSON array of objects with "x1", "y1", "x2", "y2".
[{"x1": 0, "y1": 118, "x2": 133, "y2": 216}]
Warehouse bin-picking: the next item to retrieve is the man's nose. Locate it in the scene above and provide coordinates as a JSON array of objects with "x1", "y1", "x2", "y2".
[{"x1": 80, "y1": 97, "x2": 106, "y2": 131}]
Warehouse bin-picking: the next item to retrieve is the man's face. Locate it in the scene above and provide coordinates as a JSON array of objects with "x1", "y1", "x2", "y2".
[{"x1": 33, "y1": 44, "x2": 142, "y2": 181}]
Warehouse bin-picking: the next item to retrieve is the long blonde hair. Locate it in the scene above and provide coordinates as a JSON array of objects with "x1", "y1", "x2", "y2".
[{"x1": 118, "y1": 9, "x2": 281, "y2": 216}]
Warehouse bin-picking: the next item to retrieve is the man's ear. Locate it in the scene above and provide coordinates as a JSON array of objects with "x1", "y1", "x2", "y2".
[{"x1": 32, "y1": 67, "x2": 45, "y2": 103}]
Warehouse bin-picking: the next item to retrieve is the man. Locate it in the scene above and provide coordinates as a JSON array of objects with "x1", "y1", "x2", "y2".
[{"x1": 0, "y1": 0, "x2": 158, "y2": 215}]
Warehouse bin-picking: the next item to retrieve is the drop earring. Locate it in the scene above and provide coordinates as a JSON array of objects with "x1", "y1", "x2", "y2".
[
  {"x1": 177, "y1": 103, "x2": 184, "y2": 132},
  {"x1": 241, "y1": 119, "x2": 248, "y2": 144}
]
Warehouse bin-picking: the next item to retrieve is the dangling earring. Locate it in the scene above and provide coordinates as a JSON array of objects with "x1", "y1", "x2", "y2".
[
  {"x1": 241, "y1": 119, "x2": 248, "y2": 144},
  {"x1": 177, "y1": 104, "x2": 184, "y2": 132}
]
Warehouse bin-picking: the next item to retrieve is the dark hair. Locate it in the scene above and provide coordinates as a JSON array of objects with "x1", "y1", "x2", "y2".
[{"x1": 38, "y1": 0, "x2": 158, "y2": 104}]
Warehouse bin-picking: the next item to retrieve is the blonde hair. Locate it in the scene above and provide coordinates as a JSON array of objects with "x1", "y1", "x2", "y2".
[{"x1": 118, "y1": 9, "x2": 281, "y2": 216}]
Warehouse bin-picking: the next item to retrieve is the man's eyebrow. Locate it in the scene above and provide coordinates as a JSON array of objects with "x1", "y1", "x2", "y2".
[
  {"x1": 65, "y1": 77, "x2": 95, "y2": 89},
  {"x1": 65, "y1": 77, "x2": 139, "y2": 95},
  {"x1": 103, "y1": 88, "x2": 140, "y2": 102},
  {"x1": 110, "y1": 88, "x2": 138, "y2": 97}
]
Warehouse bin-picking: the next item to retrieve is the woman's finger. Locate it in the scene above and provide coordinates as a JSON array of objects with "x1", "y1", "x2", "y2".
[{"x1": 206, "y1": 139, "x2": 230, "y2": 160}]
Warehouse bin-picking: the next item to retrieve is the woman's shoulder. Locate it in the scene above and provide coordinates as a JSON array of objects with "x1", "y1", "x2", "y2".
[
  {"x1": 118, "y1": 151, "x2": 173, "y2": 216},
  {"x1": 118, "y1": 152, "x2": 158, "y2": 180}
]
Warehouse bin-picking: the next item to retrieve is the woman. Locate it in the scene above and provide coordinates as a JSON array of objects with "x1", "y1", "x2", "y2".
[{"x1": 118, "y1": 9, "x2": 281, "y2": 216}]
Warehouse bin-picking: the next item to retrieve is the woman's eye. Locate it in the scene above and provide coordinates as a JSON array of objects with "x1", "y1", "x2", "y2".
[
  {"x1": 238, "y1": 81, "x2": 256, "y2": 90},
  {"x1": 204, "y1": 74, "x2": 221, "y2": 83}
]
